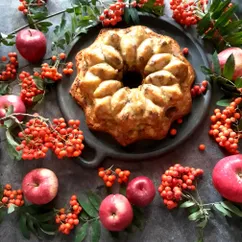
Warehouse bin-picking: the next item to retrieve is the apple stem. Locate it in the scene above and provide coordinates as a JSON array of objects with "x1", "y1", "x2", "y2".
[{"x1": 28, "y1": 30, "x2": 33, "y2": 37}]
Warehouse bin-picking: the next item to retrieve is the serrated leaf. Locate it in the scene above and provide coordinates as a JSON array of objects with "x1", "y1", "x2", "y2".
[
  {"x1": 40, "y1": 223, "x2": 58, "y2": 232},
  {"x1": 188, "y1": 210, "x2": 203, "y2": 221},
  {"x1": 64, "y1": 31, "x2": 71, "y2": 45},
  {"x1": 26, "y1": 219, "x2": 38, "y2": 237},
  {"x1": 20, "y1": 215, "x2": 31, "y2": 239},
  {"x1": 216, "y1": 99, "x2": 232, "y2": 106},
  {"x1": 4, "y1": 105, "x2": 14, "y2": 128},
  {"x1": 78, "y1": 200, "x2": 98, "y2": 218},
  {"x1": 87, "y1": 191, "x2": 101, "y2": 211},
  {"x1": 180, "y1": 201, "x2": 196, "y2": 208},
  {"x1": 235, "y1": 77, "x2": 242, "y2": 88},
  {"x1": 91, "y1": 220, "x2": 101, "y2": 242},
  {"x1": 75, "y1": 222, "x2": 88, "y2": 242},
  {"x1": 91, "y1": 0, "x2": 97, "y2": 5},
  {"x1": 210, "y1": 0, "x2": 221, "y2": 12},
  {"x1": 129, "y1": 8, "x2": 139, "y2": 24},
  {"x1": 214, "y1": 203, "x2": 232, "y2": 217},
  {"x1": 212, "y1": 52, "x2": 221, "y2": 75},
  {"x1": 0, "y1": 82, "x2": 10, "y2": 95},
  {"x1": 6, "y1": 129, "x2": 22, "y2": 160},
  {"x1": 221, "y1": 201, "x2": 242, "y2": 217},
  {"x1": 39, "y1": 227, "x2": 56, "y2": 236},
  {"x1": 8, "y1": 204, "x2": 17, "y2": 214},
  {"x1": 60, "y1": 13, "x2": 67, "y2": 32},
  {"x1": 79, "y1": 210, "x2": 90, "y2": 220},
  {"x1": 197, "y1": 13, "x2": 211, "y2": 35},
  {"x1": 132, "y1": 206, "x2": 144, "y2": 230},
  {"x1": 201, "y1": 66, "x2": 213, "y2": 75},
  {"x1": 33, "y1": 76, "x2": 44, "y2": 90},
  {"x1": 223, "y1": 54, "x2": 235, "y2": 80}
]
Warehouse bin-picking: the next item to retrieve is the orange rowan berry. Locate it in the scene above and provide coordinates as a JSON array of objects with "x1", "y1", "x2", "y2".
[
  {"x1": 106, "y1": 181, "x2": 113, "y2": 187},
  {"x1": 59, "y1": 53, "x2": 66, "y2": 60},
  {"x1": 199, "y1": 144, "x2": 206, "y2": 151},
  {"x1": 115, "y1": 168, "x2": 121, "y2": 174},
  {"x1": 5, "y1": 184, "x2": 12, "y2": 190},
  {"x1": 52, "y1": 55, "x2": 57, "y2": 61},
  {"x1": 170, "y1": 128, "x2": 177, "y2": 136}
]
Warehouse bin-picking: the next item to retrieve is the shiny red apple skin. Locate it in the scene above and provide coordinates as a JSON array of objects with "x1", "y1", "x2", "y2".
[
  {"x1": 218, "y1": 47, "x2": 242, "y2": 80},
  {"x1": 22, "y1": 168, "x2": 59, "y2": 205},
  {"x1": 212, "y1": 154, "x2": 242, "y2": 203},
  {"x1": 99, "y1": 194, "x2": 133, "y2": 231},
  {"x1": 16, "y1": 29, "x2": 47, "y2": 63},
  {"x1": 126, "y1": 176, "x2": 156, "y2": 207},
  {"x1": 0, "y1": 95, "x2": 26, "y2": 121}
]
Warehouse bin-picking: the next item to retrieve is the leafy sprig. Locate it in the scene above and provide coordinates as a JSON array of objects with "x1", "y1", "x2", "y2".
[
  {"x1": 180, "y1": 192, "x2": 242, "y2": 242},
  {"x1": 201, "y1": 51, "x2": 242, "y2": 105},
  {"x1": 197, "y1": 0, "x2": 242, "y2": 51}
]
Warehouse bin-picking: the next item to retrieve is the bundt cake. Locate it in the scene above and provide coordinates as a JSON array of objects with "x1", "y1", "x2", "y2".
[{"x1": 70, "y1": 26, "x2": 195, "y2": 146}]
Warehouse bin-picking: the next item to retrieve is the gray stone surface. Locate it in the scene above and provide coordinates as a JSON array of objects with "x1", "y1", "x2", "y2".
[{"x1": 0, "y1": 0, "x2": 242, "y2": 242}]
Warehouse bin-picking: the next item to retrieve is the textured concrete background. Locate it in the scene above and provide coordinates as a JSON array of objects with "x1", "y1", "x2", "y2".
[{"x1": 0, "y1": 0, "x2": 242, "y2": 242}]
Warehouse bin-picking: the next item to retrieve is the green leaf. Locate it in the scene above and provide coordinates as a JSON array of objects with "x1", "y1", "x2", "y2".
[
  {"x1": 33, "y1": 93, "x2": 44, "y2": 103},
  {"x1": 201, "y1": 66, "x2": 213, "y2": 75},
  {"x1": 91, "y1": 0, "x2": 97, "y2": 5},
  {"x1": 64, "y1": 31, "x2": 71, "y2": 45},
  {"x1": 214, "y1": 5, "x2": 237, "y2": 28},
  {"x1": 124, "y1": 7, "x2": 131, "y2": 24},
  {"x1": 221, "y1": 201, "x2": 242, "y2": 217},
  {"x1": 129, "y1": 8, "x2": 139, "y2": 24},
  {"x1": 188, "y1": 210, "x2": 203, "y2": 221},
  {"x1": 87, "y1": 191, "x2": 101, "y2": 211},
  {"x1": 26, "y1": 219, "x2": 38, "y2": 237},
  {"x1": 34, "y1": 211, "x2": 55, "y2": 222},
  {"x1": 0, "y1": 82, "x2": 10, "y2": 95},
  {"x1": 214, "y1": 203, "x2": 232, "y2": 217},
  {"x1": 212, "y1": 0, "x2": 231, "y2": 19},
  {"x1": 216, "y1": 99, "x2": 232, "y2": 107},
  {"x1": 4, "y1": 105, "x2": 14, "y2": 128},
  {"x1": 180, "y1": 201, "x2": 196, "y2": 208},
  {"x1": 0, "y1": 208, "x2": 5, "y2": 223},
  {"x1": 75, "y1": 222, "x2": 88, "y2": 242},
  {"x1": 78, "y1": 200, "x2": 98, "y2": 218},
  {"x1": 20, "y1": 215, "x2": 31, "y2": 239},
  {"x1": 223, "y1": 54, "x2": 235, "y2": 80},
  {"x1": 197, "y1": 13, "x2": 211, "y2": 35},
  {"x1": 33, "y1": 76, "x2": 44, "y2": 90},
  {"x1": 40, "y1": 223, "x2": 58, "y2": 232},
  {"x1": 212, "y1": 52, "x2": 221, "y2": 75},
  {"x1": 39, "y1": 227, "x2": 56, "y2": 236},
  {"x1": 235, "y1": 77, "x2": 242, "y2": 88},
  {"x1": 8, "y1": 204, "x2": 17, "y2": 214},
  {"x1": 6, "y1": 129, "x2": 22, "y2": 160},
  {"x1": 91, "y1": 220, "x2": 101, "y2": 242},
  {"x1": 197, "y1": 218, "x2": 208, "y2": 229},
  {"x1": 60, "y1": 13, "x2": 67, "y2": 32},
  {"x1": 210, "y1": 0, "x2": 221, "y2": 12},
  {"x1": 132, "y1": 206, "x2": 144, "y2": 230},
  {"x1": 79, "y1": 210, "x2": 90, "y2": 220}
]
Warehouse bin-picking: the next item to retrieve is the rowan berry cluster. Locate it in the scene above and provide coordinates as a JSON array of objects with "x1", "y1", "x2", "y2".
[
  {"x1": 63, "y1": 62, "x2": 74, "y2": 75},
  {"x1": 191, "y1": 80, "x2": 208, "y2": 98},
  {"x1": 0, "y1": 53, "x2": 18, "y2": 81},
  {"x1": 19, "y1": 71, "x2": 44, "y2": 106},
  {"x1": 98, "y1": 167, "x2": 131, "y2": 187},
  {"x1": 1, "y1": 184, "x2": 24, "y2": 207},
  {"x1": 209, "y1": 97, "x2": 241, "y2": 154},
  {"x1": 158, "y1": 164, "x2": 204, "y2": 209},
  {"x1": 99, "y1": 1, "x2": 125, "y2": 26},
  {"x1": 16, "y1": 115, "x2": 84, "y2": 160},
  {"x1": 41, "y1": 63, "x2": 62, "y2": 82},
  {"x1": 170, "y1": 0, "x2": 207, "y2": 26},
  {"x1": 18, "y1": 0, "x2": 46, "y2": 15},
  {"x1": 55, "y1": 195, "x2": 82, "y2": 235}
]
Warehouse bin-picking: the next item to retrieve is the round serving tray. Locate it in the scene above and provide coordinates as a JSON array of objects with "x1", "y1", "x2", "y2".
[{"x1": 57, "y1": 15, "x2": 211, "y2": 168}]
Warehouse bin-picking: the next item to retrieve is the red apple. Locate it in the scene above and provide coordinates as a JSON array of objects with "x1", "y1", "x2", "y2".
[
  {"x1": 99, "y1": 194, "x2": 133, "y2": 231},
  {"x1": 16, "y1": 29, "x2": 47, "y2": 63},
  {"x1": 212, "y1": 154, "x2": 242, "y2": 203},
  {"x1": 126, "y1": 176, "x2": 156, "y2": 207},
  {"x1": 22, "y1": 168, "x2": 58, "y2": 205},
  {"x1": 218, "y1": 47, "x2": 242, "y2": 80},
  {"x1": 0, "y1": 95, "x2": 26, "y2": 121}
]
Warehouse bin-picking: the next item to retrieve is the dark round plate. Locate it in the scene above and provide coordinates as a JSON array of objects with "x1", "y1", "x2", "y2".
[{"x1": 57, "y1": 15, "x2": 211, "y2": 168}]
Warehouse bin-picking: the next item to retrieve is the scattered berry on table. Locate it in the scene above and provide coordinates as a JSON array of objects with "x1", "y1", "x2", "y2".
[
  {"x1": 199, "y1": 144, "x2": 206, "y2": 151},
  {"x1": 191, "y1": 80, "x2": 208, "y2": 98},
  {"x1": 170, "y1": 128, "x2": 177, "y2": 136},
  {"x1": 183, "y1": 47, "x2": 189, "y2": 55}
]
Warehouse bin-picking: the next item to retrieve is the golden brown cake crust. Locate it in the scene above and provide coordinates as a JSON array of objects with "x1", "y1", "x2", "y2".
[{"x1": 70, "y1": 26, "x2": 195, "y2": 146}]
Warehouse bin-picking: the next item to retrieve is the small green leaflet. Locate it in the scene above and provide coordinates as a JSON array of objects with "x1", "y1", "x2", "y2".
[
  {"x1": 0, "y1": 82, "x2": 10, "y2": 95},
  {"x1": 221, "y1": 201, "x2": 242, "y2": 217},
  {"x1": 20, "y1": 215, "x2": 31, "y2": 239},
  {"x1": 6, "y1": 129, "x2": 22, "y2": 160},
  {"x1": 214, "y1": 203, "x2": 232, "y2": 217},
  {"x1": 33, "y1": 76, "x2": 44, "y2": 90},
  {"x1": 197, "y1": 218, "x2": 208, "y2": 229},
  {"x1": 223, "y1": 54, "x2": 235, "y2": 80},
  {"x1": 91, "y1": 220, "x2": 101, "y2": 242},
  {"x1": 4, "y1": 105, "x2": 14, "y2": 128},
  {"x1": 188, "y1": 210, "x2": 203, "y2": 221},
  {"x1": 212, "y1": 52, "x2": 221, "y2": 75},
  {"x1": 87, "y1": 191, "x2": 101, "y2": 211},
  {"x1": 7, "y1": 204, "x2": 17, "y2": 214},
  {"x1": 0, "y1": 209, "x2": 5, "y2": 223},
  {"x1": 75, "y1": 222, "x2": 88, "y2": 242},
  {"x1": 216, "y1": 99, "x2": 232, "y2": 107},
  {"x1": 180, "y1": 201, "x2": 196, "y2": 208},
  {"x1": 78, "y1": 200, "x2": 98, "y2": 218},
  {"x1": 34, "y1": 211, "x2": 55, "y2": 222},
  {"x1": 235, "y1": 77, "x2": 242, "y2": 88},
  {"x1": 129, "y1": 8, "x2": 140, "y2": 24}
]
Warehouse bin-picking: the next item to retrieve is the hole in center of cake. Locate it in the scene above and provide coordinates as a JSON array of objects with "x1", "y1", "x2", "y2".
[{"x1": 122, "y1": 71, "x2": 143, "y2": 88}]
